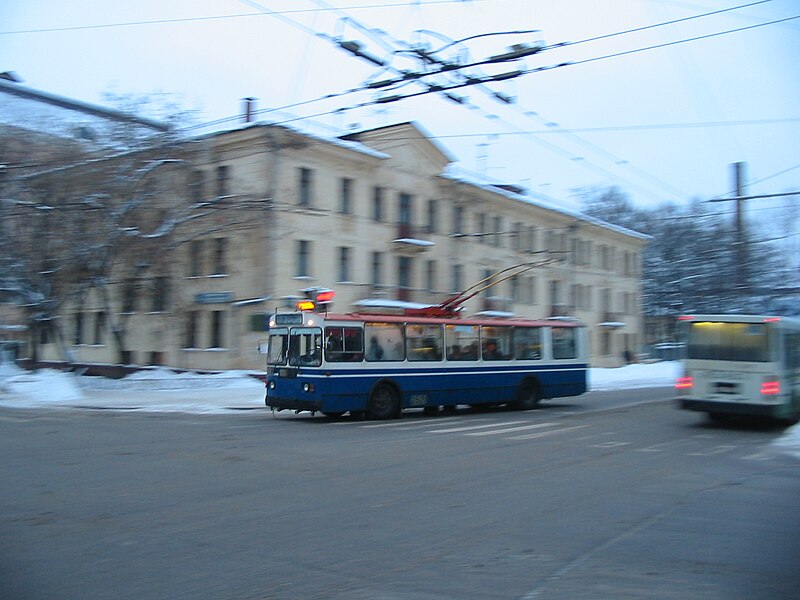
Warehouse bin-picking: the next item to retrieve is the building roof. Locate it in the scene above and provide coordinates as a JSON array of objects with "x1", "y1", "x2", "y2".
[{"x1": 0, "y1": 79, "x2": 169, "y2": 132}]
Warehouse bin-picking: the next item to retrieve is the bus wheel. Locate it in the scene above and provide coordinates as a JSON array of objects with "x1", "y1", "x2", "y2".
[
  {"x1": 367, "y1": 383, "x2": 400, "y2": 420},
  {"x1": 513, "y1": 381, "x2": 541, "y2": 410}
]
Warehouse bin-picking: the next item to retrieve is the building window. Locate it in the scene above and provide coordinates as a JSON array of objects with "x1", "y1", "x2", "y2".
[
  {"x1": 510, "y1": 275, "x2": 520, "y2": 303},
  {"x1": 477, "y1": 213, "x2": 486, "y2": 244},
  {"x1": 493, "y1": 216, "x2": 502, "y2": 247},
  {"x1": 210, "y1": 310, "x2": 224, "y2": 348},
  {"x1": 297, "y1": 240, "x2": 311, "y2": 277},
  {"x1": 427, "y1": 199, "x2": 438, "y2": 233},
  {"x1": 371, "y1": 251, "x2": 383, "y2": 287},
  {"x1": 513, "y1": 222, "x2": 523, "y2": 252},
  {"x1": 453, "y1": 205, "x2": 464, "y2": 236},
  {"x1": 398, "y1": 255, "x2": 413, "y2": 300},
  {"x1": 373, "y1": 186, "x2": 384, "y2": 222},
  {"x1": 73, "y1": 312, "x2": 84, "y2": 345},
  {"x1": 189, "y1": 240, "x2": 203, "y2": 277},
  {"x1": 482, "y1": 269, "x2": 493, "y2": 297},
  {"x1": 151, "y1": 277, "x2": 169, "y2": 312},
  {"x1": 185, "y1": 311, "x2": 200, "y2": 349},
  {"x1": 425, "y1": 260, "x2": 436, "y2": 292},
  {"x1": 339, "y1": 177, "x2": 353, "y2": 214},
  {"x1": 399, "y1": 192, "x2": 413, "y2": 225},
  {"x1": 601, "y1": 330, "x2": 612, "y2": 357},
  {"x1": 212, "y1": 238, "x2": 227, "y2": 275},
  {"x1": 452, "y1": 264, "x2": 463, "y2": 294},
  {"x1": 216, "y1": 165, "x2": 229, "y2": 197},
  {"x1": 121, "y1": 279, "x2": 137, "y2": 313},
  {"x1": 599, "y1": 288, "x2": 611, "y2": 312},
  {"x1": 526, "y1": 276, "x2": 536, "y2": 305},
  {"x1": 298, "y1": 167, "x2": 313, "y2": 207},
  {"x1": 550, "y1": 280, "x2": 562, "y2": 306},
  {"x1": 93, "y1": 312, "x2": 105, "y2": 345},
  {"x1": 188, "y1": 170, "x2": 205, "y2": 203},
  {"x1": 338, "y1": 246, "x2": 351, "y2": 282},
  {"x1": 148, "y1": 351, "x2": 163, "y2": 366}
]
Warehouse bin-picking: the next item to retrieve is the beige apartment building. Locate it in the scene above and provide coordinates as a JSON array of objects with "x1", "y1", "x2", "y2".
[{"x1": 30, "y1": 120, "x2": 647, "y2": 371}]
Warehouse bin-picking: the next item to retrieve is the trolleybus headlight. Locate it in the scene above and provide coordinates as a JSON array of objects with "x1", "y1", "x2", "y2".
[
  {"x1": 268, "y1": 380, "x2": 276, "y2": 390},
  {"x1": 303, "y1": 383, "x2": 314, "y2": 393}
]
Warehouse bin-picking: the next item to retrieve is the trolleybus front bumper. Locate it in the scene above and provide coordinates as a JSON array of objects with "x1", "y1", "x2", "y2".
[{"x1": 265, "y1": 396, "x2": 323, "y2": 412}]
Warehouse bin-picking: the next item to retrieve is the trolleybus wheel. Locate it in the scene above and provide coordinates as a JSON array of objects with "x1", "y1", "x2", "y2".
[
  {"x1": 367, "y1": 383, "x2": 400, "y2": 420},
  {"x1": 322, "y1": 412, "x2": 345, "y2": 418},
  {"x1": 513, "y1": 380, "x2": 541, "y2": 410}
]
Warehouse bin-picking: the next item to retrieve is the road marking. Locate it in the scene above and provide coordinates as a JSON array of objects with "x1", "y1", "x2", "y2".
[
  {"x1": 591, "y1": 441, "x2": 630, "y2": 448},
  {"x1": 382, "y1": 418, "x2": 498, "y2": 430},
  {"x1": 688, "y1": 444, "x2": 738, "y2": 456},
  {"x1": 508, "y1": 424, "x2": 591, "y2": 440},
  {"x1": 637, "y1": 440, "x2": 687, "y2": 452},
  {"x1": 464, "y1": 422, "x2": 560, "y2": 437},
  {"x1": 428, "y1": 420, "x2": 528, "y2": 434},
  {"x1": 360, "y1": 417, "x2": 495, "y2": 429}
]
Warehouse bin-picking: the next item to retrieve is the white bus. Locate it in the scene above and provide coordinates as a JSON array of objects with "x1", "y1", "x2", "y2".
[{"x1": 676, "y1": 314, "x2": 800, "y2": 422}]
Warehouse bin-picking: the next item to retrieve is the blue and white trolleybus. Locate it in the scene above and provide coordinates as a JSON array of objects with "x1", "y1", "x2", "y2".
[{"x1": 264, "y1": 291, "x2": 588, "y2": 419}]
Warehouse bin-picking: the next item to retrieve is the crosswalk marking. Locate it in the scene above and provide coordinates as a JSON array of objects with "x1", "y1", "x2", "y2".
[
  {"x1": 508, "y1": 424, "x2": 591, "y2": 440},
  {"x1": 428, "y1": 421, "x2": 527, "y2": 434},
  {"x1": 464, "y1": 422, "x2": 560, "y2": 437}
]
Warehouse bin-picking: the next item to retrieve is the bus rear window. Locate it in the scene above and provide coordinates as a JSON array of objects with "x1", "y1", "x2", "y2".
[{"x1": 687, "y1": 322, "x2": 771, "y2": 362}]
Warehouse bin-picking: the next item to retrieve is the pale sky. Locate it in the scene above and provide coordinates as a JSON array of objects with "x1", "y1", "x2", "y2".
[{"x1": 1, "y1": 0, "x2": 798, "y2": 209}]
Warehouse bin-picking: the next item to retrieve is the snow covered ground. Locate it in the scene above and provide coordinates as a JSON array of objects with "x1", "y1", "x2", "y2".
[{"x1": 1, "y1": 360, "x2": 798, "y2": 457}]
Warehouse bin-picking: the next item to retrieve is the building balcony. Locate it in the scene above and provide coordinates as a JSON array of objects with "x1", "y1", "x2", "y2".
[
  {"x1": 599, "y1": 312, "x2": 626, "y2": 329},
  {"x1": 392, "y1": 223, "x2": 435, "y2": 254}
]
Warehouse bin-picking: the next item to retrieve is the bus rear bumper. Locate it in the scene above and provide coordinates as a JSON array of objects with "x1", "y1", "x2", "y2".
[{"x1": 678, "y1": 398, "x2": 783, "y2": 417}]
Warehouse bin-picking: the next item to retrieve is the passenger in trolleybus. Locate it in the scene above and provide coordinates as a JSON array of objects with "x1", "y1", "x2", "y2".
[{"x1": 367, "y1": 336, "x2": 384, "y2": 361}]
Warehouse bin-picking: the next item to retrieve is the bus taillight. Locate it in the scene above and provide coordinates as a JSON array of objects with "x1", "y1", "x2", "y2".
[
  {"x1": 761, "y1": 379, "x2": 781, "y2": 396},
  {"x1": 676, "y1": 376, "x2": 693, "y2": 391}
]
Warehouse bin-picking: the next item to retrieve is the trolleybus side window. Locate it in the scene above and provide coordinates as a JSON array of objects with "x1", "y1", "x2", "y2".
[
  {"x1": 445, "y1": 324, "x2": 479, "y2": 361},
  {"x1": 406, "y1": 324, "x2": 443, "y2": 361},
  {"x1": 481, "y1": 326, "x2": 512, "y2": 360},
  {"x1": 365, "y1": 322, "x2": 405, "y2": 361},
  {"x1": 288, "y1": 327, "x2": 322, "y2": 367},
  {"x1": 267, "y1": 327, "x2": 288, "y2": 365},
  {"x1": 514, "y1": 327, "x2": 542, "y2": 360},
  {"x1": 325, "y1": 326, "x2": 364, "y2": 362},
  {"x1": 552, "y1": 326, "x2": 578, "y2": 359}
]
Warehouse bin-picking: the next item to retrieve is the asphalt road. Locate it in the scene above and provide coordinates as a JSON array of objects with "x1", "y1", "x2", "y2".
[{"x1": 1, "y1": 389, "x2": 799, "y2": 600}]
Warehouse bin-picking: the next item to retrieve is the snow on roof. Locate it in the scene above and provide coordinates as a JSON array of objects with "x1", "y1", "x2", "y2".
[
  {"x1": 442, "y1": 165, "x2": 651, "y2": 242},
  {"x1": 0, "y1": 79, "x2": 169, "y2": 134},
  {"x1": 191, "y1": 110, "x2": 390, "y2": 161}
]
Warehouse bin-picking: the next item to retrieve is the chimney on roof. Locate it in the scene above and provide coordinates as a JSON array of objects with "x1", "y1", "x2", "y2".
[
  {"x1": 242, "y1": 97, "x2": 257, "y2": 123},
  {"x1": 0, "y1": 71, "x2": 23, "y2": 83}
]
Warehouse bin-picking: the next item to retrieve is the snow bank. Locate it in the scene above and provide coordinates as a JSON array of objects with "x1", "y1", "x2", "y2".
[
  {"x1": 0, "y1": 365, "x2": 84, "y2": 402},
  {"x1": 84, "y1": 366, "x2": 264, "y2": 391},
  {"x1": 589, "y1": 361, "x2": 680, "y2": 391}
]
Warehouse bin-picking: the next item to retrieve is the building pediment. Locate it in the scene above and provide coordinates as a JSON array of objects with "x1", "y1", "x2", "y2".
[{"x1": 340, "y1": 121, "x2": 453, "y2": 177}]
